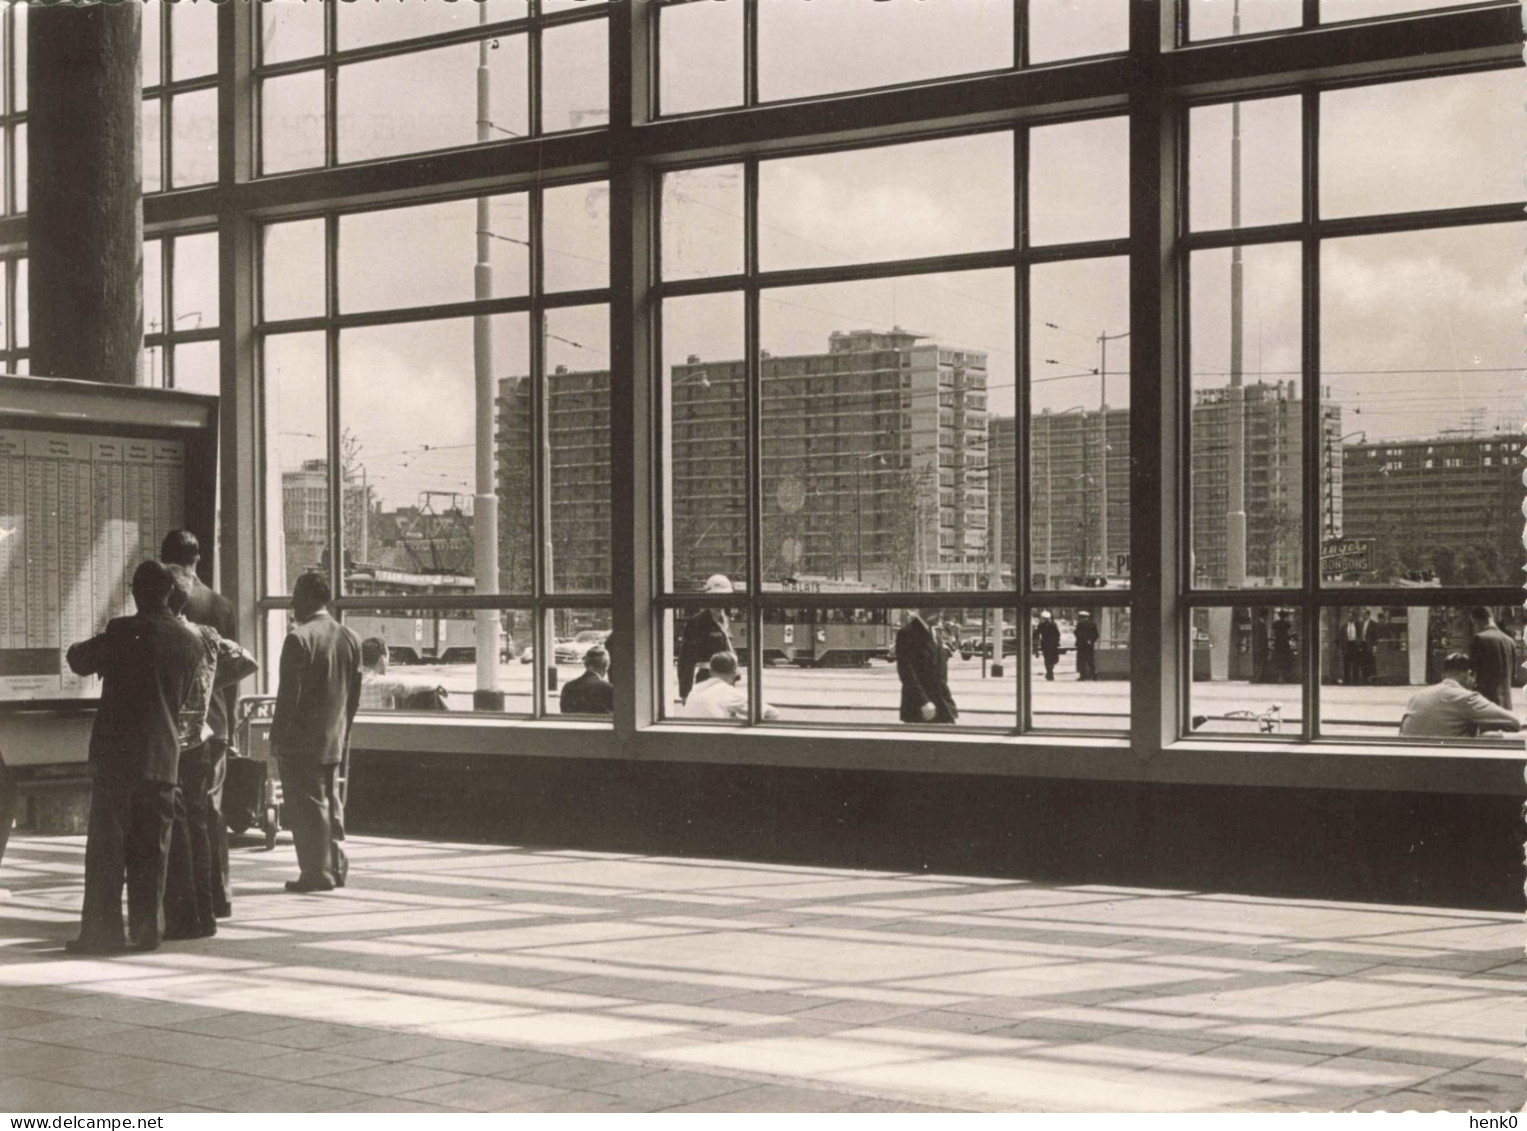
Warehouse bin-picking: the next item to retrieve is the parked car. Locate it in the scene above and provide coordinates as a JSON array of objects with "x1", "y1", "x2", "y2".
[{"x1": 555, "y1": 629, "x2": 609, "y2": 664}]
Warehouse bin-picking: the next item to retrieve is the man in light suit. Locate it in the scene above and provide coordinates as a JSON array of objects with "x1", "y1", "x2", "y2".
[
  {"x1": 895, "y1": 609, "x2": 958, "y2": 724},
  {"x1": 65, "y1": 560, "x2": 207, "y2": 952},
  {"x1": 270, "y1": 572, "x2": 361, "y2": 893},
  {"x1": 1400, "y1": 652, "x2": 1520, "y2": 738}
]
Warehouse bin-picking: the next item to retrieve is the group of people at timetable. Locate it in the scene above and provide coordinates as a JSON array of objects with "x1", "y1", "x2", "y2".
[{"x1": 46, "y1": 530, "x2": 360, "y2": 954}]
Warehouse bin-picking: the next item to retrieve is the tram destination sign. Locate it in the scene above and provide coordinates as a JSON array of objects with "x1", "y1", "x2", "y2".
[{"x1": 1320, "y1": 537, "x2": 1372, "y2": 578}]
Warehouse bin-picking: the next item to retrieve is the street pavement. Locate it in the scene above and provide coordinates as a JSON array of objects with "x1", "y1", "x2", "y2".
[{"x1": 386, "y1": 657, "x2": 1521, "y2": 741}]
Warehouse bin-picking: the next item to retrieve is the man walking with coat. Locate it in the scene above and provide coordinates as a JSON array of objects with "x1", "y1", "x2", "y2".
[
  {"x1": 1033, "y1": 611, "x2": 1061, "y2": 681},
  {"x1": 1469, "y1": 606, "x2": 1516, "y2": 711},
  {"x1": 270, "y1": 573, "x2": 361, "y2": 893},
  {"x1": 65, "y1": 560, "x2": 207, "y2": 952},
  {"x1": 896, "y1": 609, "x2": 958, "y2": 724}
]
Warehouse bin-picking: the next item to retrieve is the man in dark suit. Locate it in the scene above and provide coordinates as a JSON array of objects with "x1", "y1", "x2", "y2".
[
  {"x1": 895, "y1": 609, "x2": 958, "y2": 724},
  {"x1": 1073, "y1": 611, "x2": 1100, "y2": 681},
  {"x1": 270, "y1": 572, "x2": 361, "y2": 893},
  {"x1": 1469, "y1": 606, "x2": 1516, "y2": 711},
  {"x1": 560, "y1": 646, "x2": 614, "y2": 715},
  {"x1": 160, "y1": 529, "x2": 241, "y2": 919},
  {"x1": 1033, "y1": 611, "x2": 1061, "y2": 681},
  {"x1": 64, "y1": 560, "x2": 207, "y2": 953},
  {"x1": 677, "y1": 574, "x2": 734, "y2": 702}
]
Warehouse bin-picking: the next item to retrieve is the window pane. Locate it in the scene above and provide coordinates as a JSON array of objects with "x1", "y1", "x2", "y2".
[
  {"x1": 173, "y1": 340, "x2": 220, "y2": 396},
  {"x1": 761, "y1": 271, "x2": 1011, "y2": 594},
  {"x1": 1322, "y1": 604, "x2": 1524, "y2": 743},
  {"x1": 348, "y1": 608, "x2": 536, "y2": 716},
  {"x1": 339, "y1": 195, "x2": 528, "y2": 313},
  {"x1": 759, "y1": 134, "x2": 1014, "y2": 272},
  {"x1": 758, "y1": 0, "x2": 1011, "y2": 103},
  {"x1": 1320, "y1": 224, "x2": 1523, "y2": 588},
  {"x1": 261, "y1": 71, "x2": 326, "y2": 175},
  {"x1": 338, "y1": 0, "x2": 527, "y2": 49},
  {"x1": 1188, "y1": 0, "x2": 1302, "y2": 39},
  {"x1": 543, "y1": 181, "x2": 609, "y2": 293},
  {"x1": 170, "y1": 0, "x2": 218, "y2": 80},
  {"x1": 1030, "y1": 604, "x2": 1129, "y2": 730},
  {"x1": 545, "y1": 305, "x2": 611, "y2": 594},
  {"x1": 144, "y1": 99, "x2": 163, "y2": 194},
  {"x1": 262, "y1": 218, "x2": 325, "y2": 323},
  {"x1": 659, "y1": 0, "x2": 743, "y2": 116},
  {"x1": 1188, "y1": 606, "x2": 1302, "y2": 737},
  {"x1": 493, "y1": 316, "x2": 537, "y2": 595},
  {"x1": 337, "y1": 38, "x2": 529, "y2": 164},
  {"x1": 751, "y1": 606, "x2": 1014, "y2": 730},
  {"x1": 1321, "y1": 70, "x2": 1520, "y2": 219},
  {"x1": 172, "y1": 232, "x2": 219, "y2": 331},
  {"x1": 659, "y1": 604, "x2": 743, "y2": 721},
  {"x1": 1029, "y1": 256, "x2": 1129, "y2": 588},
  {"x1": 541, "y1": 18, "x2": 608, "y2": 133},
  {"x1": 1321, "y1": 0, "x2": 1484, "y2": 21},
  {"x1": 1028, "y1": 0, "x2": 1128, "y2": 64},
  {"x1": 12, "y1": 123, "x2": 22, "y2": 214},
  {"x1": 11, "y1": 4, "x2": 22, "y2": 114},
  {"x1": 14, "y1": 259, "x2": 25, "y2": 349},
  {"x1": 1189, "y1": 243, "x2": 1303, "y2": 589},
  {"x1": 549, "y1": 607, "x2": 612, "y2": 718},
  {"x1": 663, "y1": 292, "x2": 745, "y2": 594},
  {"x1": 661, "y1": 165, "x2": 743, "y2": 282},
  {"x1": 171, "y1": 88, "x2": 219, "y2": 187},
  {"x1": 340, "y1": 315, "x2": 531, "y2": 594},
  {"x1": 144, "y1": 239, "x2": 165, "y2": 335},
  {"x1": 145, "y1": 344, "x2": 166, "y2": 388},
  {"x1": 260, "y1": 0, "x2": 324, "y2": 64},
  {"x1": 143, "y1": 0, "x2": 162, "y2": 87},
  {"x1": 264, "y1": 331, "x2": 329, "y2": 597},
  {"x1": 1028, "y1": 116, "x2": 1128, "y2": 246},
  {"x1": 541, "y1": 0, "x2": 609, "y2": 12},
  {"x1": 1189, "y1": 96, "x2": 1301, "y2": 232}
]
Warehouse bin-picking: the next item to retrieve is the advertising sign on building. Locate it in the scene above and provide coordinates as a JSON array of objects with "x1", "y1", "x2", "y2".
[{"x1": 1320, "y1": 537, "x2": 1372, "y2": 579}]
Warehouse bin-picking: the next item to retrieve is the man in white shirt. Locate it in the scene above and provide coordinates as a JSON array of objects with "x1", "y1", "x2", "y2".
[
  {"x1": 679, "y1": 651, "x2": 778, "y2": 721},
  {"x1": 1400, "y1": 652, "x2": 1520, "y2": 738}
]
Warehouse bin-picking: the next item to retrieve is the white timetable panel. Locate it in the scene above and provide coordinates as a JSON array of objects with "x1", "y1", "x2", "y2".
[{"x1": 0, "y1": 429, "x2": 185, "y2": 701}]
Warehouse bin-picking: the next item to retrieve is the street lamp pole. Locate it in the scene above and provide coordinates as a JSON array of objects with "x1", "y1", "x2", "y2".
[
  {"x1": 472, "y1": 6, "x2": 503, "y2": 709},
  {"x1": 1096, "y1": 331, "x2": 1129, "y2": 578}
]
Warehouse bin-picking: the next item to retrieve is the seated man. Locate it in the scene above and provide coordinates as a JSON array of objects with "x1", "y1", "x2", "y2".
[
  {"x1": 560, "y1": 646, "x2": 613, "y2": 715},
  {"x1": 678, "y1": 651, "x2": 778, "y2": 721},
  {"x1": 1399, "y1": 652, "x2": 1521, "y2": 738},
  {"x1": 358, "y1": 637, "x2": 447, "y2": 711}
]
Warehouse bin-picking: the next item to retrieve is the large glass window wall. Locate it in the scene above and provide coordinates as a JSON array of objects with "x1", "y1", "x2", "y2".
[{"x1": 17, "y1": 1, "x2": 1518, "y2": 756}]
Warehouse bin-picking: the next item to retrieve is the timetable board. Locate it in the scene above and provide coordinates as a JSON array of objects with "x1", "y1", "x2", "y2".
[{"x1": 0, "y1": 429, "x2": 185, "y2": 701}]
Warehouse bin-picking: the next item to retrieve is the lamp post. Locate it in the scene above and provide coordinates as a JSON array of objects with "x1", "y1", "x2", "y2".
[
  {"x1": 471, "y1": 4, "x2": 503, "y2": 709},
  {"x1": 1096, "y1": 329, "x2": 1129, "y2": 579}
]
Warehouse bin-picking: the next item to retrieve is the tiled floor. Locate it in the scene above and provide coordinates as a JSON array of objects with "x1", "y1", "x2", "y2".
[{"x1": 0, "y1": 833, "x2": 1520, "y2": 1113}]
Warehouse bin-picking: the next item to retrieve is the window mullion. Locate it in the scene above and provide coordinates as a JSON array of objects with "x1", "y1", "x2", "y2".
[{"x1": 1301, "y1": 87, "x2": 1321, "y2": 741}]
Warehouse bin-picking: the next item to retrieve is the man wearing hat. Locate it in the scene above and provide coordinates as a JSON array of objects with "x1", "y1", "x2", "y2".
[
  {"x1": 1073, "y1": 610, "x2": 1100, "y2": 681},
  {"x1": 677, "y1": 574, "x2": 734, "y2": 702},
  {"x1": 1032, "y1": 611, "x2": 1061, "y2": 681}
]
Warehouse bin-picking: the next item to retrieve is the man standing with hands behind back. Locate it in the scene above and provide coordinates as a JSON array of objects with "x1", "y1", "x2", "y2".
[{"x1": 271, "y1": 573, "x2": 361, "y2": 893}]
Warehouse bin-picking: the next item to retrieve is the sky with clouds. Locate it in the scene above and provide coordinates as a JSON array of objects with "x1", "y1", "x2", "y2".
[{"x1": 229, "y1": 1, "x2": 1523, "y2": 515}]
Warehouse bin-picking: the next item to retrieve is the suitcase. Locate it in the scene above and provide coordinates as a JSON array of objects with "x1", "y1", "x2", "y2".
[{"x1": 231, "y1": 696, "x2": 283, "y2": 850}]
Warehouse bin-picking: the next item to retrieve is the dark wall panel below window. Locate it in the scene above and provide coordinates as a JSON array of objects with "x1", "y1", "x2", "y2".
[{"x1": 348, "y1": 749, "x2": 1519, "y2": 911}]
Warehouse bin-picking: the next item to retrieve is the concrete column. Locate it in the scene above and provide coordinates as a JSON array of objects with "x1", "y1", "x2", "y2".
[{"x1": 29, "y1": 3, "x2": 142, "y2": 385}]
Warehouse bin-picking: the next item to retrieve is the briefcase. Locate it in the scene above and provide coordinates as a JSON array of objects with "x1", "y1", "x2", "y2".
[{"x1": 223, "y1": 755, "x2": 268, "y2": 835}]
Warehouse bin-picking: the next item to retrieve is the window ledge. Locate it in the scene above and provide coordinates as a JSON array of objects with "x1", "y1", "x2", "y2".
[{"x1": 349, "y1": 716, "x2": 1521, "y2": 796}]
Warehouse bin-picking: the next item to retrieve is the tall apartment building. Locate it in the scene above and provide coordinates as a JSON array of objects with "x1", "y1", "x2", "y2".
[
  {"x1": 1342, "y1": 433, "x2": 1521, "y2": 587},
  {"x1": 496, "y1": 329, "x2": 991, "y2": 594},
  {"x1": 1189, "y1": 380, "x2": 1343, "y2": 588},
  {"x1": 993, "y1": 380, "x2": 1339, "y2": 588},
  {"x1": 496, "y1": 365, "x2": 612, "y2": 594}
]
